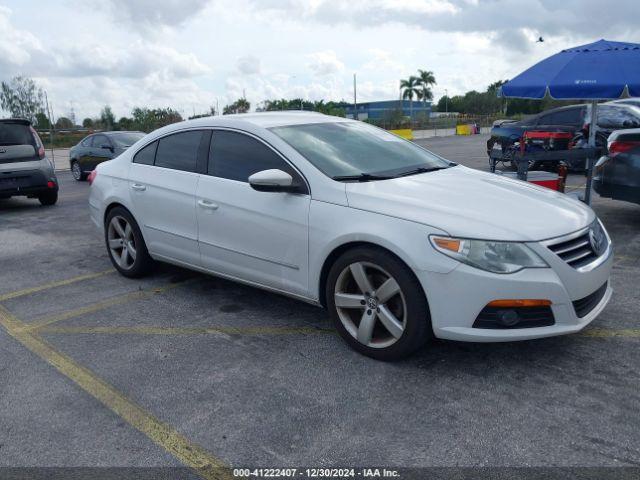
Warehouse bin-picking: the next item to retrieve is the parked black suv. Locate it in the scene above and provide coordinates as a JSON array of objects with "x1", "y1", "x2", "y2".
[{"x1": 0, "y1": 119, "x2": 58, "y2": 205}]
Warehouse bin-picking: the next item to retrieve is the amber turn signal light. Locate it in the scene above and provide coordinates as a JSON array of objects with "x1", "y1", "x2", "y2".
[
  {"x1": 487, "y1": 299, "x2": 552, "y2": 308},
  {"x1": 432, "y1": 237, "x2": 462, "y2": 253}
]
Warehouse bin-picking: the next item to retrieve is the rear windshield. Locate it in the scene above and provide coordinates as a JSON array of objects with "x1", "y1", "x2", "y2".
[
  {"x1": 110, "y1": 132, "x2": 145, "y2": 148},
  {"x1": 0, "y1": 123, "x2": 36, "y2": 148}
]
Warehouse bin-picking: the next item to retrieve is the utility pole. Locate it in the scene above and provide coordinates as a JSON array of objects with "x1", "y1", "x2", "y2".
[
  {"x1": 445, "y1": 89, "x2": 448, "y2": 114},
  {"x1": 353, "y1": 73, "x2": 357, "y2": 120},
  {"x1": 44, "y1": 91, "x2": 55, "y2": 165}
]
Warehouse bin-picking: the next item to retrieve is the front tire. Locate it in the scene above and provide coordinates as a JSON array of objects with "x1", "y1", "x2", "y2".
[
  {"x1": 326, "y1": 246, "x2": 432, "y2": 361},
  {"x1": 105, "y1": 207, "x2": 153, "y2": 278}
]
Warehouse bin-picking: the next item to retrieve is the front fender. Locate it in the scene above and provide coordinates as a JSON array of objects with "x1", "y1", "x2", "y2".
[{"x1": 308, "y1": 200, "x2": 459, "y2": 301}]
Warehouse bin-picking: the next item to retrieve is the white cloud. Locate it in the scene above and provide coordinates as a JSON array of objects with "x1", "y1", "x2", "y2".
[
  {"x1": 306, "y1": 50, "x2": 345, "y2": 76},
  {"x1": 237, "y1": 55, "x2": 262, "y2": 75},
  {"x1": 96, "y1": 0, "x2": 211, "y2": 28},
  {"x1": 0, "y1": 6, "x2": 44, "y2": 72},
  {"x1": 4, "y1": 0, "x2": 640, "y2": 122}
]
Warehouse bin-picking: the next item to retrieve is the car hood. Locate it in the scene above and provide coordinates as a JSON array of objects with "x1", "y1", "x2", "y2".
[{"x1": 345, "y1": 166, "x2": 594, "y2": 241}]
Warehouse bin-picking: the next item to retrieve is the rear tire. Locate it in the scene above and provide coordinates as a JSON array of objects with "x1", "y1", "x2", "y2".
[
  {"x1": 71, "y1": 161, "x2": 86, "y2": 181},
  {"x1": 105, "y1": 207, "x2": 154, "y2": 278},
  {"x1": 38, "y1": 191, "x2": 58, "y2": 206},
  {"x1": 326, "y1": 246, "x2": 432, "y2": 361}
]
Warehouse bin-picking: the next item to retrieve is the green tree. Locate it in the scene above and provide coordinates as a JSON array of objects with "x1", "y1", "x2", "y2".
[
  {"x1": 55, "y1": 117, "x2": 74, "y2": 129},
  {"x1": 223, "y1": 98, "x2": 251, "y2": 115},
  {"x1": 117, "y1": 116, "x2": 135, "y2": 130},
  {"x1": 82, "y1": 118, "x2": 94, "y2": 128},
  {"x1": 131, "y1": 107, "x2": 183, "y2": 132},
  {"x1": 100, "y1": 105, "x2": 116, "y2": 130},
  {"x1": 0, "y1": 76, "x2": 45, "y2": 123},
  {"x1": 416, "y1": 69, "x2": 436, "y2": 106},
  {"x1": 34, "y1": 111, "x2": 51, "y2": 129},
  {"x1": 400, "y1": 76, "x2": 420, "y2": 119},
  {"x1": 188, "y1": 106, "x2": 217, "y2": 119}
]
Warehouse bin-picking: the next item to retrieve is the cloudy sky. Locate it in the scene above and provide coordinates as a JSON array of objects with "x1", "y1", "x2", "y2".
[{"x1": 1, "y1": 0, "x2": 639, "y2": 121}]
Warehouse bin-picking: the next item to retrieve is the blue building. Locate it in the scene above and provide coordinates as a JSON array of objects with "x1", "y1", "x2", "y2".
[{"x1": 345, "y1": 99, "x2": 431, "y2": 121}]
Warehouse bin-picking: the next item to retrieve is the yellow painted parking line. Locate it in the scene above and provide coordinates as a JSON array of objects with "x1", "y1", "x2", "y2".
[
  {"x1": 0, "y1": 304, "x2": 231, "y2": 480},
  {"x1": 36, "y1": 325, "x2": 640, "y2": 339},
  {"x1": 23, "y1": 282, "x2": 191, "y2": 333},
  {"x1": 38, "y1": 325, "x2": 336, "y2": 336},
  {"x1": 580, "y1": 328, "x2": 640, "y2": 338},
  {"x1": 0, "y1": 269, "x2": 114, "y2": 302}
]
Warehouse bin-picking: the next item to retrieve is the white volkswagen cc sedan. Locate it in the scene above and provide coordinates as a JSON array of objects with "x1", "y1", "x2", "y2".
[{"x1": 89, "y1": 112, "x2": 613, "y2": 360}]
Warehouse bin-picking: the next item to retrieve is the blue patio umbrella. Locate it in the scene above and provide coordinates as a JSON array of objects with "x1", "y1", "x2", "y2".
[{"x1": 499, "y1": 39, "x2": 640, "y2": 204}]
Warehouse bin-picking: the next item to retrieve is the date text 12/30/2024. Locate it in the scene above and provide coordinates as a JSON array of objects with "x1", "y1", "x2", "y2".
[{"x1": 233, "y1": 468, "x2": 401, "y2": 478}]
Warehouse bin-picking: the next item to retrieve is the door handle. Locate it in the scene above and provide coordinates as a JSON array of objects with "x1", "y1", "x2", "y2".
[
  {"x1": 131, "y1": 184, "x2": 146, "y2": 191},
  {"x1": 197, "y1": 199, "x2": 219, "y2": 210}
]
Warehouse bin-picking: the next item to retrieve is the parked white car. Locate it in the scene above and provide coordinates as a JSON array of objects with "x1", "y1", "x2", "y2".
[{"x1": 89, "y1": 112, "x2": 613, "y2": 360}]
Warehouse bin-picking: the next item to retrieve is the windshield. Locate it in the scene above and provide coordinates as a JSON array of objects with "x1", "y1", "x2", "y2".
[
  {"x1": 270, "y1": 121, "x2": 451, "y2": 179},
  {"x1": 110, "y1": 132, "x2": 145, "y2": 147}
]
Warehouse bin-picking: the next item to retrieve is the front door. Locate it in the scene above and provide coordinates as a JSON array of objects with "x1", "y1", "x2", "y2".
[{"x1": 196, "y1": 129, "x2": 310, "y2": 296}]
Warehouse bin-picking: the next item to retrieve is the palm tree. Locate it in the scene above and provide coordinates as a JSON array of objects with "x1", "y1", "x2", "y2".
[
  {"x1": 416, "y1": 69, "x2": 436, "y2": 108},
  {"x1": 400, "y1": 76, "x2": 421, "y2": 120}
]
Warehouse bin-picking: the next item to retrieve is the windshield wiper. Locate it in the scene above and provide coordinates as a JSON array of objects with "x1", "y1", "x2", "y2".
[
  {"x1": 393, "y1": 166, "x2": 451, "y2": 178},
  {"x1": 332, "y1": 173, "x2": 395, "y2": 182}
]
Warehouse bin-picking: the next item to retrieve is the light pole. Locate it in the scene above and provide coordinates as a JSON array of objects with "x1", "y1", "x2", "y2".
[
  {"x1": 445, "y1": 89, "x2": 448, "y2": 114},
  {"x1": 353, "y1": 73, "x2": 357, "y2": 120}
]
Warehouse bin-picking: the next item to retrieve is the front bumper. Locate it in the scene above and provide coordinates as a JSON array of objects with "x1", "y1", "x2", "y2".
[{"x1": 418, "y1": 239, "x2": 613, "y2": 342}]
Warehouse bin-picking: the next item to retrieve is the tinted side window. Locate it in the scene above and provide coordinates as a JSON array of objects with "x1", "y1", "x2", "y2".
[
  {"x1": 80, "y1": 136, "x2": 92, "y2": 147},
  {"x1": 597, "y1": 106, "x2": 640, "y2": 128},
  {"x1": 209, "y1": 130, "x2": 295, "y2": 182},
  {"x1": 536, "y1": 112, "x2": 555, "y2": 125},
  {"x1": 92, "y1": 135, "x2": 109, "y2": 148},
  {"x1": 133, "y1": 141, "x2": 158, "y2": 165},
  {"x1": 155, "y1": 131, "x2": 203, "y2": 172},
  {"x1": 550, "y1": 108, "x2": 583, "y2": 125}
]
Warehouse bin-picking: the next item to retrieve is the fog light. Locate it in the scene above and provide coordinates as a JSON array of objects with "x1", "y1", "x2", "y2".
[{"x1": 496, "y1": 309, "x2": 520, "y2": 327}]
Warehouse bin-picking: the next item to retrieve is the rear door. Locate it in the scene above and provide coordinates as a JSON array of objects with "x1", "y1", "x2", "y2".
[
  {"x1": 128, "y1": 130, "x2": 208, "y2": 266},
  {"x1": 196, "y1": 129, "x2": 310, "y2": 295}
]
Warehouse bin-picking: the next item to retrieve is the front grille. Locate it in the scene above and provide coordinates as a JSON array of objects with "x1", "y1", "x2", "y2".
[
  {"x1": 573, "y1": 282, "x2": 608, "y2": 318},
  {"x1": 546, "y1": 230, "x2": 598, "y2": 269},
  {"x1": 473, "y1": 306, "x2": 555, "y2": 329}
]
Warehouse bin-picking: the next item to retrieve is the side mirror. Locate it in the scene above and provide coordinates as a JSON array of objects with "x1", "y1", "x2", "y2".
[
  {"x1": 248, "y1": 169, "x2": 301, "y2": 193},
  {"x1": 101, "y1": 144, "x2": 114, "y2": 152}
]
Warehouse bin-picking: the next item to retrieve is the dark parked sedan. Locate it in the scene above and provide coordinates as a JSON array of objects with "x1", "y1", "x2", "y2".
[
  {"x1": 593, "y1": 128, "x2": 640, "y2": 206},
  {"x1": 69, "y1": 131, "x2": 145, "y2": 181},
  {"x1": 488, "y1": 103, "x2": 640, "y2": 170}
]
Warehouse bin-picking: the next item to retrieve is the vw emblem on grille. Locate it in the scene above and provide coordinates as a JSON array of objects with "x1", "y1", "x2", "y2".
[{"x1": 589, "y1": 223, "x2": 606, "y2": 256}]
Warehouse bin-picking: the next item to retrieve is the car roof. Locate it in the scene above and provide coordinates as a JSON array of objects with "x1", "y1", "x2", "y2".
[
  {"x1": 102, "y1": 131, "x2": 145, "y2": 135},
  {"x1": 0, "y1": 118, "x2": 31, "y2": 126},
  {"x1": 180, "y1": 111, "x2": 347, "y2": 129}
]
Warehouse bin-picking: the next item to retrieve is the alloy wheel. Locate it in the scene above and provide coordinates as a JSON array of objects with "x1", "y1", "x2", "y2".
[
  {"x1": 71, "y1": 162, "x2": 82, "y2": 180},
  {"x1": 334, "y1": 261, "x2": 407, "y2": 348},
  {"x1": 107, "y1": 215, "x2": 137, "y2": 270}
]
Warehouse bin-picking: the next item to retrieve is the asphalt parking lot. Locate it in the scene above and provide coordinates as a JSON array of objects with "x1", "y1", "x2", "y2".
[{"x1": 1, "y1": 134, "x2": 639, "y2": 477}]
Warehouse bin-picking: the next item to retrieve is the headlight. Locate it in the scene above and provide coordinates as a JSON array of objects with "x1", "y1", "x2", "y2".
[{"x1": 430, "y1": 236, "x2": 548, "y2": 274}]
